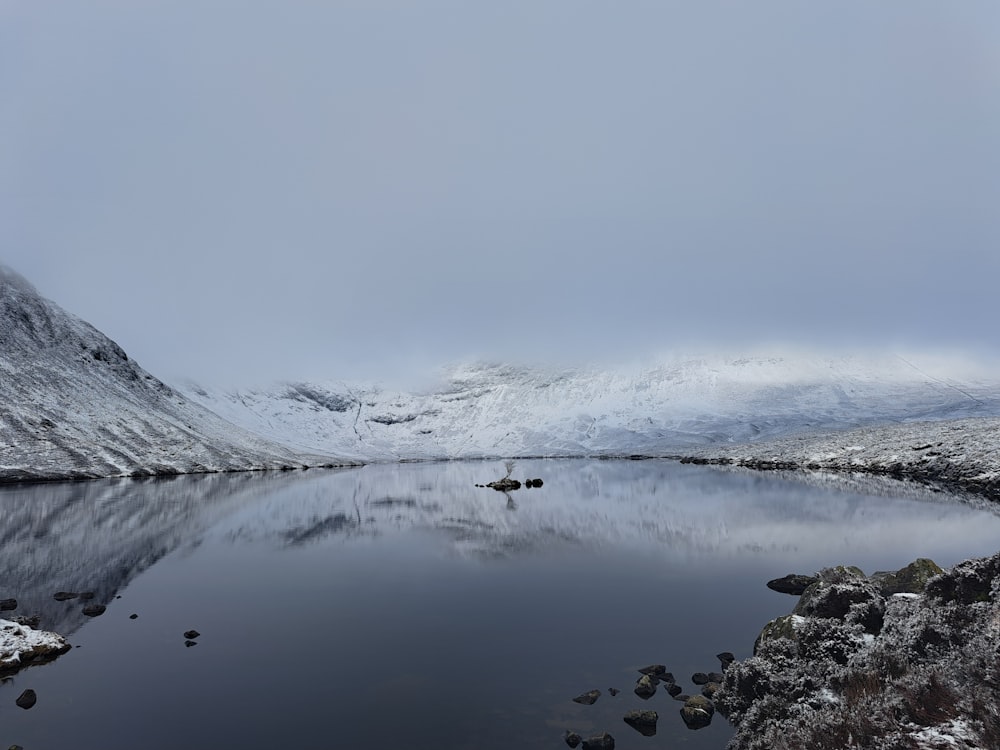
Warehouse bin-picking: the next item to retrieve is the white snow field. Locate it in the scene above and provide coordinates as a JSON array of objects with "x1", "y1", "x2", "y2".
[
  {"x1": 0, "y1": 266, "x2": 351, "y2": 481},
  {"x1": 178, "y1": 352, "x2": 1000, "y2": 462}
]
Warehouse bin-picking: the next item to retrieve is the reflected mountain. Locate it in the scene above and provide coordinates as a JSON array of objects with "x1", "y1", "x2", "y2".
[{"x1": 4, "y1": 460, "x2": 1000, "y2": 639}]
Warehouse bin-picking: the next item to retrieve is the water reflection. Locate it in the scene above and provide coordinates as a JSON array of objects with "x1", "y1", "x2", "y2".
[{"x1": 2, "y1": 461, "x2": 999, "y2": 750}]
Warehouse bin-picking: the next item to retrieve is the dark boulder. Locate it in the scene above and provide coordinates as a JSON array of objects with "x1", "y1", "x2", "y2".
[
  {"x1": 15, "y1": 689, "x2": 36, "y2": 710},
  {"x1": 53, "y1": 592, "x2": 78, "y2": 601},
  {"x1": 680, "y1": 695, "x2": 714, "y2": 729},
  {"x1": 767, "y1": 574, "x2": 819, "y2": 595},
  {"x1": 82, "y1": 604, "x2": 106, "y2": 617},
  {"x1": 608, "y1": 688, "x2": 619, "y2": 696},
  {"x1": 666, "y1": 683, "x2": 683, "y2": 697},
  {"x1": 564, "y1": 731, "x2": 582, "y2": 748},
  {"x1": 873, "y1": 558, "x2": 943, "y2": 596},
  {"x1": 486, "y1": 478, "x2": 521, "y2": 491},
  {"x1": 691, "y1": 672, "x2": 710, "y2": 685},
  {"x1": 0, "y1": 598, "x2": 16, "y2": 611},
  {"x1": 634, "y1": 674, "x2": 657, "y2": 698},
  {"x1": 717, "y1": 651, "x2": 735, "y2": 669},
  {"x1": 184, "y1": 630, "x2": 201, "y2": 639},
  {"x1": 701, "y1": 682, "x2": 721, "y2": 698},
  {"x1": 572, "y1": 689, "x2": 601, "y2": 705}
]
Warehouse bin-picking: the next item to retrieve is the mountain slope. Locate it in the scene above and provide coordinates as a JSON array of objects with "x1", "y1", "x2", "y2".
[
  {"x1": 180, "y1": 354, "x2": 1000, "y2": 461},
  {"x1": 0, "y1": 267, "x2": 348, "y2": 481}
]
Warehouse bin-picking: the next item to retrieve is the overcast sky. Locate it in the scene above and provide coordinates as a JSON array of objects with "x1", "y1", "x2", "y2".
[{"x1": 3, "y1": 2, "x2": 998, "y2": 384}]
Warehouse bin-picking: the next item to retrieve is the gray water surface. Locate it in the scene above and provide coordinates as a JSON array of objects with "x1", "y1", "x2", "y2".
[{"x1": 3, "y1": 459, "x2": 1000, "y2": 750}]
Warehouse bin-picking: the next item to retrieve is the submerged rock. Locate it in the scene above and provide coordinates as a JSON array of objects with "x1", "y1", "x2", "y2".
[
  {"x1": 623, "y1": 709, "x2": 657, "y2": 735},
  {"x1": 53, "y1": 591, "x2": 78, "y2": 601},
  {"x1": 563, "y1": 731, "x2": 582, "y2": 748},
  {"x1": 0, "y1": 599, "x2": 16, "y2": 612},
  {"x1": 82, "y1": 604, "x2": 106, "y2": 617},
  {"x1": 572, "y1": 689, "x2": 601, "y2": 705},
  {"x1": 581, "y1": 732, "x2": 615, "y2": 750}
]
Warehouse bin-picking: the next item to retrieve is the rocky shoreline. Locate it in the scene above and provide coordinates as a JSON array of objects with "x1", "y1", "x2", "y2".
[
  {"x1": 679, "y1": 415, "x2": 1000, "y2": 502},
  {"x1": 716, "y1": 554, "x2": 1000, "y2": 749}
]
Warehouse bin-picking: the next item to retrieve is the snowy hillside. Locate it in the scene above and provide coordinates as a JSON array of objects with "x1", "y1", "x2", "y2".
[
  {"x1": 0, "y1": 266, "x2": 347, "y2": 481},
  {"x1": 179, "y1": 354, "x2": 1000, "y2": 461}
]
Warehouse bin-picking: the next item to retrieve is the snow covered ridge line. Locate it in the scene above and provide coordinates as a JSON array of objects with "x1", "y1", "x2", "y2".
[
  {"x1": 0, "y1": 265, "x2": 356, "y2": 482},
  {"x1": 716, "y1": 554, "x2": 1000, "y2": 750},
  {"x1": 680, "y1": 416, "x2": 1000, "y2": 501},
  {"x1": 179, "y1": 352, "x2": 1000, "y2": 461}
]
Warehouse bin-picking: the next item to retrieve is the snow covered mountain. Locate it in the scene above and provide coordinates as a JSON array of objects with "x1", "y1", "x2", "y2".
[
  {"x1": 180, "y1": 353, "x2": 1000, "y2": 461},
  {"x1": 0, "y1": 266, "x2": 346, "y2": 481}
]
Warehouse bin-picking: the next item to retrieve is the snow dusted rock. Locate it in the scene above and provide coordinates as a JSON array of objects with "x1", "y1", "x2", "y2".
[
  {"x1": 717, "y1": 554, "x2": 1000, "y2": 750},
  {"x1": 680, "y1": 694, "x2": 715, "y2": 729},
  {"x1": 0, "y1": 618, "x2": 71, "y2": 674},
  {"x1": 0, "y1": 266, "x2": 351, "y2": 481}
]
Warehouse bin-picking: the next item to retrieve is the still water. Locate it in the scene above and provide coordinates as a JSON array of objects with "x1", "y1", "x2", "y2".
[{"x1": 3, "y1": 459, "x2": 1000, "y2": 750}]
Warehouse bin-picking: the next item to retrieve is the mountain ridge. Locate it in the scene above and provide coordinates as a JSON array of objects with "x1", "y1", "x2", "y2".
[{"x1": 0, "y1": 266, "x2": 350, "y2": 481}]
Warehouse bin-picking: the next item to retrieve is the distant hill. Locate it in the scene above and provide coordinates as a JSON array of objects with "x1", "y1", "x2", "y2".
[
  {"x1": 180, "y1": 353, "x2": 1000, "y2": 461},
  {"x1": 0, "y1": 266, "x2": 347, "y2": 481}
]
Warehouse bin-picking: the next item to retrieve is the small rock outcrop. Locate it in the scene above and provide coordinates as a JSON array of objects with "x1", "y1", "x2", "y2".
[
  {"x1": 563, "y1": 730, "x2": 582, "y2": 748},
  {"x1": 15, "y1": 689, "x2": 37, "y2": 709}
]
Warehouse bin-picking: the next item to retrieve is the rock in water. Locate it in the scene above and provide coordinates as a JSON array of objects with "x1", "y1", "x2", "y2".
[
  {"x1": 634, "y1": 674, "x2": 657, "y2": 699},
  {"x1": 183, "y1": 630, "x2": 201, "y2": 639},
  {"x1": 15, "y1": 689, "x2": 36, "y2": 709},
  {"x1": 563, "y1": 731, "x2": 582, "y2": 748},
  {"x1": 581, "y1": 732, "x2": 615, "y2": 750},
  {"x1": 637, "y1": 664, "x2": 666, "y2": 676},
  {"x1": 0, "y1": 599, "x2": 16, "y2": 612},
  {"x1": 766, "y1": 574, "x2": 819, "y2": 595},
  {"x1": 572, "y1": 689, "x2": 601, "y2": 705},
  {"x1": 486, "y1": 478, "x2": 521, "y2": 491},
  {"x1": 53, "y1": 591, "x2": 78, "y2": 601},
  {"x1": 623, "y1": 710, "x2": 658, "y2": 736},
  {"x1": 680, "y1": 695, "x2": 714, "y2": 729},
  {"x1": 82, "y1": 604, "x2": 106, "y2": 617}
]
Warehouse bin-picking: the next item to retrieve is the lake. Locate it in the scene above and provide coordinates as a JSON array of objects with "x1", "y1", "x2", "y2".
[{"x1": 3, "y1": 459, "x2": 1000, "y2": 750}]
